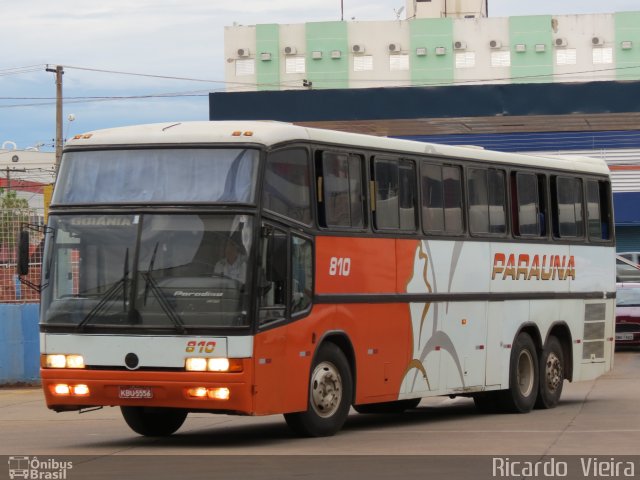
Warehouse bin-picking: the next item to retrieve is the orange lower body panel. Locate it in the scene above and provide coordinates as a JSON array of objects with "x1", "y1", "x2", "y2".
[{"x1": 41, "y1": 360, "x2": 254, "y2": 414}]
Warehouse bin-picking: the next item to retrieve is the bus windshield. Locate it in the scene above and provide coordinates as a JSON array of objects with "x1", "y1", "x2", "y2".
[
  {"x1": 41, "y1": 213, "x2": 253, "y2": 330},
  {"x1": 53, "y1": 148, "x2": 259, "y2": 204}
]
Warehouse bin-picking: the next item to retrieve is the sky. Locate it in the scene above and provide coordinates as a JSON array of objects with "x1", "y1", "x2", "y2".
[{"x1": 1, "y1": 0, "x2": 640, "y2": 153}]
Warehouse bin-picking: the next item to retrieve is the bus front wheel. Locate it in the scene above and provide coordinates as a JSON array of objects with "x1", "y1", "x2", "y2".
[
  {"x1": 284, "y1": 342, "x2": 353, "y2": 437},
  {"x1": 535, "y1": 335, "x2": 565, "y2": 409},
  {"x1": 499, "y1": 332, "x2": 539, "y2": 413},
  {"x1": 120, "y1": 406, "x2": 187, "y2": 436}
]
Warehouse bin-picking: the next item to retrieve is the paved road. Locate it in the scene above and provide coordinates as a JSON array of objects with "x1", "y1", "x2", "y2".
[{"x1": 1, "y1": 350, "x2": 639, "y2": 479}]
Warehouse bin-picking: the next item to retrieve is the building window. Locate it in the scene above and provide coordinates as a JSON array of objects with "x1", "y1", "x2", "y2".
[
  {"x1": 389, "y1": 54, "x2": 410, "y2": 71},
  {"x1": 490, "y1": 51, "x2": 511, "y2": 67},
  {"x1": 455, "y1": 51, "x2": 476, "y2": 69},
  {"x1": 556, "y1": 48, "x2": 577, "y2": 65},
  {"x1": 354, "y1": 55, "x2": 374, "y2": 72},
  {"x1": 235, "y1": 59, "x2": 255, "y2": 76},
  {"x1": 285, "y1": 56, "x2": 306, "y2": 74},
  {"x1": 592, "y1": 47, "x2": 613, "y2": 64}
]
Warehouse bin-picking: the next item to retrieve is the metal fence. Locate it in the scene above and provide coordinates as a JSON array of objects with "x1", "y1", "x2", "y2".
[{"x1": 0, "y1": 208, "x2": 44, "y2": 303}]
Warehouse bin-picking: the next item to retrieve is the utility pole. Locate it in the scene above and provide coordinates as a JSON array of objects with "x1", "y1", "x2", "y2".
[{"x1": 46, "y1": 65, "x2": 64, "y2": 170}]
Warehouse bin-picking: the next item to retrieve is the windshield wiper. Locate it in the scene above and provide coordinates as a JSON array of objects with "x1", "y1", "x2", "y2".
[
  {"x1": 142, "y1": 242, "x2": 159, "y2": 306},
  {"x1": 77, "y1": 248, "x2": 130, "y2": 331},
  {"x1": 140, "y1": 271, "x2": 187, "y2": 334}
]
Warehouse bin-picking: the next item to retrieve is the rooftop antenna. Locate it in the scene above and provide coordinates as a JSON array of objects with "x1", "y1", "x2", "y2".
[
  {"x1": 394, "y1": 5, "x2": 405, "y2": 20},
  {"x1": 340, "y1": 0, "x2": 344, "y2": 21}
]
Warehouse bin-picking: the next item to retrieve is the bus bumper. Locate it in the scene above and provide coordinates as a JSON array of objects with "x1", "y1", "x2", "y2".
[{"x1": 40, "y1": 363, "x2": 254, "y2": 414}]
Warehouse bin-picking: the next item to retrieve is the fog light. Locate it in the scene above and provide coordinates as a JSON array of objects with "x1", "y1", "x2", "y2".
[
  {"x1": 53, "y1": 384, "x2": 71, "y2": 395},
  {"x1": 207, "y1": 358, "x2": 230, "y2": 372},
  {"x1": 187, "y1": 387, "x2": 208, "y2": 398},
  {"x1": 46, "y1": 355, "x2": 67, "y2": 369},
  {"x1": 72, "y1": 384, "x2": 90, "y2": 396},
  {"x1": 208, "y1": 387, "x2": 230, "y2": 400},
  {"x1": 185, "y1": 358, "x2": 207, "y2": 372}
]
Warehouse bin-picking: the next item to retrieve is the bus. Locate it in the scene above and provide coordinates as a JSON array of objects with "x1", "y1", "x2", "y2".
[{"x1": 20, "y1": 121, "x2": 616, "y2": 437}]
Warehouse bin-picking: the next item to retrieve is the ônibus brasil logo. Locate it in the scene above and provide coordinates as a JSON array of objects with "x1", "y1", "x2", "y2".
[{"x1": 7, "y1": 456, "x2": 73, "y2": 480}]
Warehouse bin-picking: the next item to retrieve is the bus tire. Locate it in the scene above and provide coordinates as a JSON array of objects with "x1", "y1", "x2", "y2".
[
  {"x1": 353, "y1": 398, "x2": 421, "y2": 414},
  {"x1": 535, "y1": 335, "x2": 564, "y2": 409},
  {"x1": 284, "y1": 342, "x2": 353, "y2": 437},
  {"x1": 499, "y1": 332, "x2": 539, "y2": 413},
  {"x1": 120, "y1": 406, "x2": 187, "y2": 436}
]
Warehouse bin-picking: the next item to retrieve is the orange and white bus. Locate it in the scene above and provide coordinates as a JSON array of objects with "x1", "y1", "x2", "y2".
[{"x1": 24, "y1": 121, "x2": 616, "y2": 437}]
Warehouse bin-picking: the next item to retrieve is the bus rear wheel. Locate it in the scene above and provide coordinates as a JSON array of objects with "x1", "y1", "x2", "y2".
[
  {"x1": 499, "y1": 332, "x2": 539, "y2": 413},
  {"x1": 120, "y1": 406, "x2": 187, "y2": 436},
  {"x1": 535, "y1": 335, "x2": 565, "y2": 409},
  {"x1": 354, "y1": 398, "x2": 421, "y2": 414},
  {"x1": 284, "y1": 342, "x2": 353, "y2": 437}
]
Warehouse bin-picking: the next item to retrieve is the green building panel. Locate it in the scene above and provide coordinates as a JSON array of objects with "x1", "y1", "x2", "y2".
[
  {"x1": 410, "y1": 18, "x2": 454, "y2": 86},
  {"x1": 615, "y1": 12, "x2": 640, "y2": 81},
  {"x1": 509, "y1": 16, "x2": 553, "y2": 83},
  {"x1": 305, "y1": 22, "x2": 349, "y2": 89},
  {"x1": 256, "y1": 24, "x2": 280, "y2": 91}
]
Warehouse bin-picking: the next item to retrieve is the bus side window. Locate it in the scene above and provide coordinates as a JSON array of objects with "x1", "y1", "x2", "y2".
[
  {"x1": 513, "y1": 172, "x2": 546, "y2": 237},
  {"x1": 586, "y1": 179, "x2": 612, "y2": 241},
  {"x1": 552, "y1": 176, "x2": 584, "y2": 238},
  {"x1": 467, "y1": 167, "x2": 506, "y2": 235},
  {"x1": 263, "y1": 148, "x2": 312, "y2": 225},
  {"x1": 317, "y1": 151, "x2": 365, "y2": 229},
  {"x1": 258, "y1": 227, "x2": 287, "y2": 325},
  {"x1": 372, "y1": 157, "x2": 417, "y2": 231},
  {"x1": 291, "y1": 235, "x2": 313, "y2": 314}
]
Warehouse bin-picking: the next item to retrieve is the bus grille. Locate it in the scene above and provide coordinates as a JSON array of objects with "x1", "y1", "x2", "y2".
[{"x1": 582, "y1": 302, "x2": 606, "y2": 361}]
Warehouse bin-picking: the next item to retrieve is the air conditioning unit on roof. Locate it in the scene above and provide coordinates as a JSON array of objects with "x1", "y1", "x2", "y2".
[
  {"x1": 237, "y1": 48, "x2": 250, "y2": 57},
  {"x1": 592, "y1": 36, "x2": 605, "y2": 46},
  {"x1": 489, "y1": 40, "x2": 502, "y2": 49},
  {"x1": 555, "y1": 38, "x2": 568, "y2": 47},
  {"x1": 351, "y1": 44, "x2": 365, "y2": 54},
  {"x1": 454, "y1": 41, "x2": 467, "y2": 50}
]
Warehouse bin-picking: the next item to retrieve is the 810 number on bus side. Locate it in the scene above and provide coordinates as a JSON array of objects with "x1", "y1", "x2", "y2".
[{"x1": 329, "y1": 257, "x2": 351, "y2": 276}]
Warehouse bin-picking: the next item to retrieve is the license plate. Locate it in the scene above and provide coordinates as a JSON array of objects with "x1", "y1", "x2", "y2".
[
  {"x1": 119, "y1": 386, "x2": 153, "y2": 399},
  {"x1": 616, "y1": 333, "x2": 634, "y2": 341}
]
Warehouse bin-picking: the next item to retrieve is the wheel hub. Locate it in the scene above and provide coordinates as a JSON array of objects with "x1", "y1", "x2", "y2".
[
  {"x1": 545, "y1": 352, "x2": 563, "y2": 392},
  {"x1": 516, "y1": 350, "x2": 535, "y2": 397},
  {"x1": 310, "y1": 361, "x2": 342, "y2": 418}
]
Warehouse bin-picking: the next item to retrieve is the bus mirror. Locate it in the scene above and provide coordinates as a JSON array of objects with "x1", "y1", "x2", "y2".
[{"x1": 17, "y1": 230, "x2": 30, "y2": 276}]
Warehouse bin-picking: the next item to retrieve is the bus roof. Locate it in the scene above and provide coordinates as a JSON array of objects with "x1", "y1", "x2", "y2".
[{"x1": 65, "y1": 121, "x2": 609, "y2": 176}]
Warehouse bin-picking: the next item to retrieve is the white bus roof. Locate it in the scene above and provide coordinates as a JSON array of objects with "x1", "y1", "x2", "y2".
[{"x1": 66, "y1": 121, "x2": 609, "y2": 176}]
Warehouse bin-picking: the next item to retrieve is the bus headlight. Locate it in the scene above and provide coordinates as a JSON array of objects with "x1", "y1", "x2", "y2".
[
  {"x1": 185, "y1": 358, "x2": 208, "y2": 372},
  {"x1": 43, "y1": 354, "x2": 85, "y2": 369},
  {"x1": 207, "y1": 358, "x2": 230, "y2": 372}
]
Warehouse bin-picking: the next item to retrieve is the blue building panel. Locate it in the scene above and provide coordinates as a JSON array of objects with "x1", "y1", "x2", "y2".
[{"x1": 613, "y1": 192, "x2": 640, "y2": 226}]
